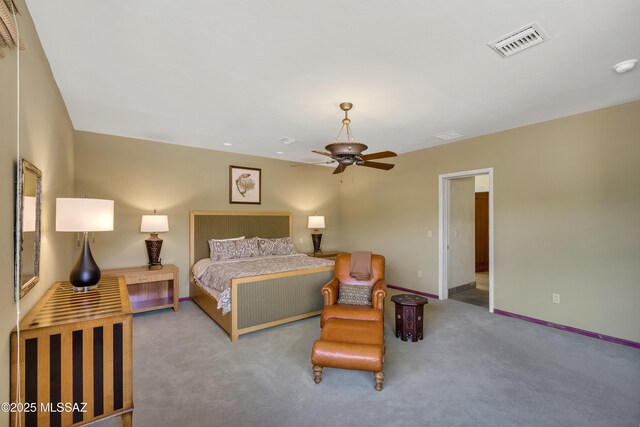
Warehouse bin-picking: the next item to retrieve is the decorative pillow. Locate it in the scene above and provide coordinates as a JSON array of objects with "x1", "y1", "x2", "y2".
[
  {"x1": 273, "y1": 237, "x2": 295, "y2": 255},
  {"x1": 257, "y1": 237, "x2": 295, "y2": 256},
  {"x1": 337, "y1": 283, "x2": 373, "y2": 306},
  {"x1": 208, "y1": 236, "x2": 245, "y2": 260},
  {"x1": 209, "y1": 240, "x2": 239, "y2": 261},
  {"x1": 257, "y1": 238, "x2": 276, "y2": 256},
  {"x1": 235, "y1": 237, "x2": 260, "y2": 258}
]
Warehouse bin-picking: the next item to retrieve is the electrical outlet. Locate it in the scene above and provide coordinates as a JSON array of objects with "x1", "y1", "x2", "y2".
[
  {"x1": 417, "y1": 270, "x2": 423, "y2": 278},
  {"x1": 552, "y1": 293, "x2": 560, "y2": 304},
  {"x1": 299, "y1": 237, "x2": 303, "y2": 244},
  {"x1": 427, "y1": 230, "x2": 432, "y2": 238}
]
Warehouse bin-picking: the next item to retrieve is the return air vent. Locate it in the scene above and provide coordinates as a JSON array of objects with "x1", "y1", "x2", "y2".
[
  {"x1": 488, "y1": 22, "x2": 549, "y2": 58},
  {"x1": 433, "y1": 130, "x2": 466, "y2": 141}
]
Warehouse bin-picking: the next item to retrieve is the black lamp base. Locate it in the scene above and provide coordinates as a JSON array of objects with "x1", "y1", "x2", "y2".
[
  {"x1": 145, "y1": 234, "x2": 164, "y2": 270},
  {"x1": 70, "y1": 232, "x2": 101, "y2": 292},
  {"x1": 311, "y1": 233, "x2": 323, "y2": 254}
]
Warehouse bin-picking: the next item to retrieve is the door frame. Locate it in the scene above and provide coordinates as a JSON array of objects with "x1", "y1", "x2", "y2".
[{"x1": 438, "y1": 168, "x2": 494, "y2": 312}]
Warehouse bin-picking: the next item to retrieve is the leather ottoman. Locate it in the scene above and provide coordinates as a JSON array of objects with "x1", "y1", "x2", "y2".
[{"x1": 311, "y1": 318, "x2": 385, "y2": 391}]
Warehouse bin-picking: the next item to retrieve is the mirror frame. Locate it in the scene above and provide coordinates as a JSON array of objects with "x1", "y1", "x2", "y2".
[{"x1": 15, "y1": 159, "x2": 42, "y2": 300}]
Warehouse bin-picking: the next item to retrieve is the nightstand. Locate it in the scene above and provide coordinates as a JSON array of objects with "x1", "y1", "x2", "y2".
[
  {"x1": 305, "y1": 251, "x2": 343, "y2": 260},
  {"x1": 103, "y1": 264, "x2": 179, "y2": 313}
]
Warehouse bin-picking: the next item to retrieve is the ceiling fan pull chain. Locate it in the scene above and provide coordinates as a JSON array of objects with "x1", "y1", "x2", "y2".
[{"x1": 335, "y1": 123, "x2": 346, "y2": 141}]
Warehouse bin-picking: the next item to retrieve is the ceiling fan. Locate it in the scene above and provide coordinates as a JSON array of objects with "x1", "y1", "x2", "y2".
[{"x1": 312, "y1": 102, "x2": 397, "y2": 175}]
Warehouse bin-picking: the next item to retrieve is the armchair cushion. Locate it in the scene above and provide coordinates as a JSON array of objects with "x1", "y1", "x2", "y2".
[{"x1": 337, "y1": 284, "x2": 373, "y2": 306}]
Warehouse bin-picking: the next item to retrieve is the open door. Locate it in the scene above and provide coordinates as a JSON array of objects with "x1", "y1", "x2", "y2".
[{"x1": 475, "y1": 192, "x2": 489, "y2": 272}]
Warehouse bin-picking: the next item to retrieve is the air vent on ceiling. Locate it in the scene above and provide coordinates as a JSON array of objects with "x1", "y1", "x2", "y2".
[
  {"x1": 433, "y1": 130, "x2": 466, "y2": 141},
  {"x1": 488, "y1": 22, "x2": 549, "y2": 58},
  {"x1": 279, "y1": 137, "x2": 299, "y2": 145}
]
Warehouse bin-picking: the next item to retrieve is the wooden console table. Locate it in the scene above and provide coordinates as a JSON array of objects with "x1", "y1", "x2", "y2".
[
  {"x1": 103, "y1": 264, "x2": 179, "y2": 313},
  {"x1": 10, "y1": 277, "x2": 133, "y2": 426}
]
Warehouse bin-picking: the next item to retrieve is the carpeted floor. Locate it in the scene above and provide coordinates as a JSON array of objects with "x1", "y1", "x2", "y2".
[{"x1": 98, "y1": 293, "x2": 640, "y2": 427}]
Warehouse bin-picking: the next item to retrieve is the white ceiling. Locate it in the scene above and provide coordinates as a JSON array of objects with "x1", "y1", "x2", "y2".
[{"x1": 28, "y1": 0, "x2": 640, "y2": 164}]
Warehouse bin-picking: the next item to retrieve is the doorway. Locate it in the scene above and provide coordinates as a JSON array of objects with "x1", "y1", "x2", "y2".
[{"x1": 438, "y1": 168, "x2": 494, "y2": 312}]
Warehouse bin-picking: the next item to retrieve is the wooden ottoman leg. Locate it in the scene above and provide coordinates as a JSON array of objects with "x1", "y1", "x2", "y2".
[
  {"x1": 313, "y1": 365, "x2": 323, "y2": 384},
  {"x1": 374, "y1": 371, "x2": 384, "y2": 391}
]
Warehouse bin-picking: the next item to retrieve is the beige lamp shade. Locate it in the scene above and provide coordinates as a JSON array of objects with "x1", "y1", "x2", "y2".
[
  {"x1": 56, "y1": 198, "x2": 114, "y2": 232},
  {"x1": 307, "y1": 215, "x2": 325, "y2": 229},
  {"x1": 22, "y1": 196, "x2": 36, "y2": 232},
  {"x1": 140, "y1": 214, "x2": 169, "y2": 233}
]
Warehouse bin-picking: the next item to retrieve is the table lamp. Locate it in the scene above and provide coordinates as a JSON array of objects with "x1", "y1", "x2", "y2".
[
  {"x1": 307, "y1": 215, "x2": 325, "y2": 254},
  {"x1": 56, "y1": 198, "x2": 114, "y2": 291},
  {"x1": 140, "y1": 210, "x2": 169, "y2": 269}
]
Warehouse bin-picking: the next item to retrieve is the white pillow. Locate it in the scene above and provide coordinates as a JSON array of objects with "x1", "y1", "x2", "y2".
[{"x1": 209, "y1": 236, "x2": 245, "y2": 242}]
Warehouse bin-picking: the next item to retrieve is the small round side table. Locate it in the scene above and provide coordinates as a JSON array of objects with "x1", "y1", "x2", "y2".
[{"x1": 391, "y1": 294, "x2": 429, "y2": 342}]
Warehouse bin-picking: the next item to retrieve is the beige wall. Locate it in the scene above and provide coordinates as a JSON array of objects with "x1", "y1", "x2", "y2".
[
  {"x1": 73, "y1": 131, "x2": 344, "y2": 297},
  {"x1": 340, "y1": 101, "x2": 640, "y2": 342},
  {"x1": 475, "y1": 174, "x2": 490, "y2": 192},
  {"x1": 0, "y1": 1, "x2": 75, "y2": 424},
  {"x1": 448, "y1": 177, "x2": 475, "y2": 289}
]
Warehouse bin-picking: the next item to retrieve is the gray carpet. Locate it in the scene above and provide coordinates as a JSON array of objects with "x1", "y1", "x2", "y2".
[{"x1": 98, "y1": 295, "x2": 640, "y2": 427}]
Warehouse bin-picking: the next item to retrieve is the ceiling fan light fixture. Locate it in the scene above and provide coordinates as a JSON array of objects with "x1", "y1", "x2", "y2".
[{"x1": 310, "y1": 102, "x2": 397, "y2": 174}]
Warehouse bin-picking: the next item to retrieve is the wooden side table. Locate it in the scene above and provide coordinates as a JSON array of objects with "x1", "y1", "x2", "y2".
[
  {"x1": 305, "y1": 251, "x2": 343, "y2": 260},
  {"x1": 11, "y1": 277, "x2": 133, "y2": 427},
  {"x1": 391, "y1": 294, "x2": 429, "y2": 342},
  {"x1": 103, "y1": 264, "x2": 179, "y2": 313}
]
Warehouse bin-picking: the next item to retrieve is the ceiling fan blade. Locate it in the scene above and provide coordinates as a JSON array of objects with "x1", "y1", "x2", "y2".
[
  {"x1": 360, "y1": 150, "x2": 397, "y2": 161},
  {"x1": 312, "y1": 150, "x2": 334, "y2": 158},
  {"x1": 333, "y1": 165, "x2": 347, "y2": 174},
  {"x1": 290, "y1": 160, "x2": 335, "y2": 167},
  {"x1": 361, "y1": 161, "x2": 395, "y2": 171}
]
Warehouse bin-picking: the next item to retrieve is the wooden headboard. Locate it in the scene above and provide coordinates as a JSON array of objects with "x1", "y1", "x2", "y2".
[{"x1": 189, "y1": 211, "x2": 292, "y2": 267}]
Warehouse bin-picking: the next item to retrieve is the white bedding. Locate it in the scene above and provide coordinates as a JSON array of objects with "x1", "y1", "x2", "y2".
[{"x1": 193, "y1": 254, "x2": 334, "y2": 315}]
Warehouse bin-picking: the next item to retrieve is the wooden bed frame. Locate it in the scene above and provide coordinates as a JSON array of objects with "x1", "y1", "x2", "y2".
[{"x1": 189, "y1": 211, "x2": 335, "y2": 341}]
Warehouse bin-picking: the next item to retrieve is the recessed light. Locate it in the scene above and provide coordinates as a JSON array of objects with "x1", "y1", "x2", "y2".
[
  {"x1": 279, "y1": 138, "x2": 299, "y2": 145},
  {"x1": 223, "y1": 143, "x2": 233, "y2": 146},
  {"x1": 613, "y1": 59, "x2": 637, "y2": 74},
  {"x1": 276, "y1": 151, "x2": 284, "y2": 154}
]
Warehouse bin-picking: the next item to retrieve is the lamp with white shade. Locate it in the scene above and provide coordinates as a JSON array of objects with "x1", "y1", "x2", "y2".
[
  {"x1": 140, "y1": 210, "x2": 169, "y2": 269},
  {"x1": 307, "y1": 215, "x2": 325, "y2": 254},
  {"x1": 56, "y1": 198, "x2": 114, "y2": 291}
]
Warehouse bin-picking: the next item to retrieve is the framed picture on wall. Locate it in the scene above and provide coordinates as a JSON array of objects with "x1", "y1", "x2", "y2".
[{"x1": 229, "y1": 165, "x2": 261, "y2": 204}]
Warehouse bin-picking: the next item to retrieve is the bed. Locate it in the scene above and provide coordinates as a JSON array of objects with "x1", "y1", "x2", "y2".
[{"x1": 189, "y1": 211, "x2": 335, "y2": 341}]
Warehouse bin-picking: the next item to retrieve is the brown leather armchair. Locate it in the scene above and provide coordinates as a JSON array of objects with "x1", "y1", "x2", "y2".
[{"x1": 320, "y1": 253, "x2": 386, "y2": 327}]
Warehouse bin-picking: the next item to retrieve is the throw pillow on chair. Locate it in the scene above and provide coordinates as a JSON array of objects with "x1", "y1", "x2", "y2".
[{"x1": 336, "y1": 283, "x2": 373, "y2": 306}]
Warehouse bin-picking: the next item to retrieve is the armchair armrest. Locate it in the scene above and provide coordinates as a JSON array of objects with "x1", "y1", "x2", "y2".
[
  {"x1": 371, "y1": 280, "x2": 387, "y2": 310},
  {"x1": 321, "y1": 278, "x2": 340, "y2": 306}
]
